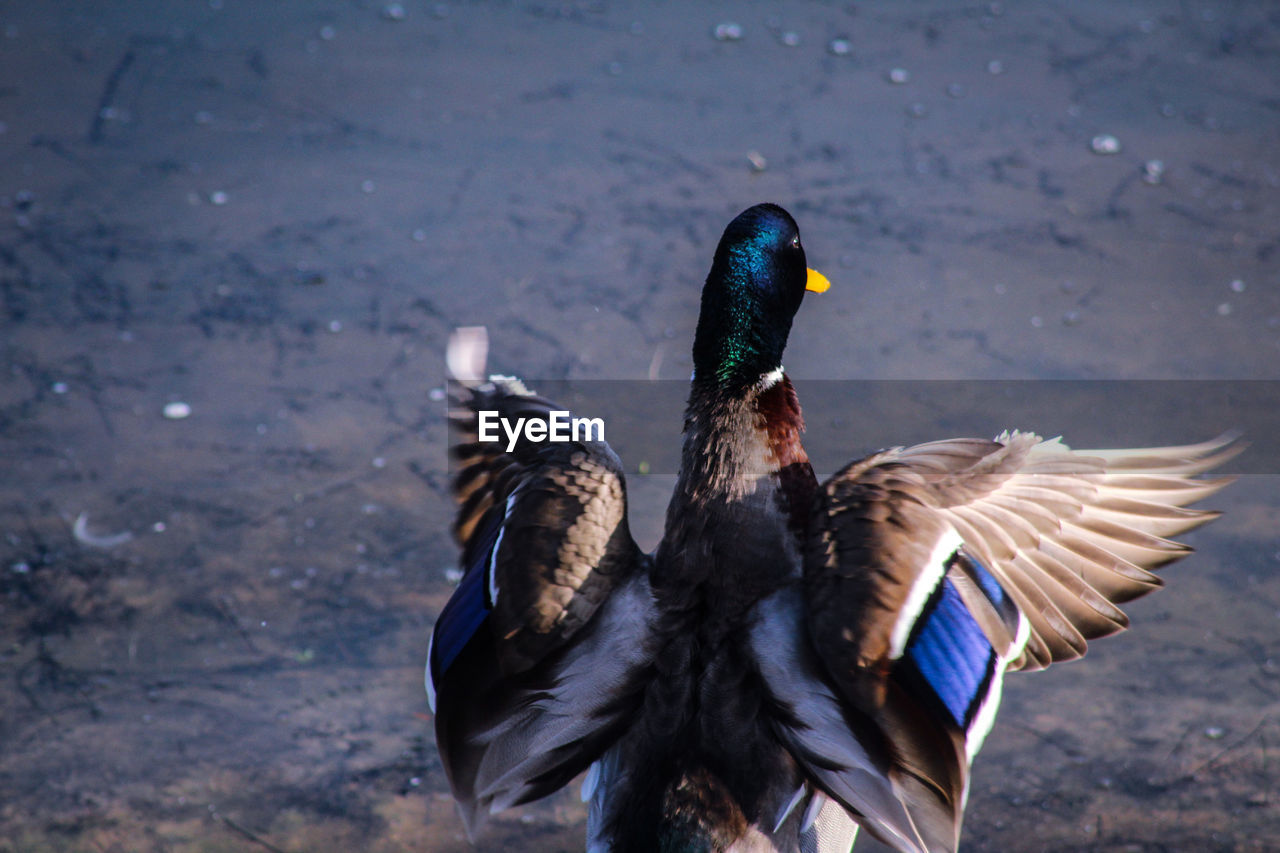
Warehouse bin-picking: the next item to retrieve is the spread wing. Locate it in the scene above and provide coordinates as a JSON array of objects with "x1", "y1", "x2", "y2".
[
  {"x1": 428, "y1": 329, "x2": 654, "y2": 835},
  {"x1": 762, "y1": 431, "x2": 1239, "y2": 852}
]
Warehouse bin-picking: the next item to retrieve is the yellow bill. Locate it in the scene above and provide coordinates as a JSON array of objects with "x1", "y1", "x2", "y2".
[{"x1": 805, "y1": 268, "x2": 831, "y2": 294}]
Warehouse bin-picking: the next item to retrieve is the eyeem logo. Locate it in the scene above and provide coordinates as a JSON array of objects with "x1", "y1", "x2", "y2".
[{"x1": 477, "y1": 411, "x2": 605, "y2": 452}]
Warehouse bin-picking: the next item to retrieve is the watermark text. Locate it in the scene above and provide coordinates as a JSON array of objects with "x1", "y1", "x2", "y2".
[{"x1": 477, "y1": 410, "x2": 605, "y2": 452}]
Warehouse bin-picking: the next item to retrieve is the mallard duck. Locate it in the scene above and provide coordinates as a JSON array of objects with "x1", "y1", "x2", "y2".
[{"x1": 427, "y1": 203, "x2": 1237, "y2": 852}]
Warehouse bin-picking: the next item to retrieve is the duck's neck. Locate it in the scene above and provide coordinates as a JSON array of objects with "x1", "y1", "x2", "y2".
[
  {"x1": 653, "y1": 367, "x2": 815, "y2": 600},
  {"x1": 677, "y1": 369, "x2": 814, "y2": 515}
]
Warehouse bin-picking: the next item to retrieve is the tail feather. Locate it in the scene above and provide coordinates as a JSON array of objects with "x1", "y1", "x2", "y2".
[{"x1": 448, "y1": 326, "x2": 489, "y2": 385}]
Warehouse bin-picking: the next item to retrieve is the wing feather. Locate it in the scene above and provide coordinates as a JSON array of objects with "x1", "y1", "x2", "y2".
[
  {"x1": 798, "y1": 431, "x2": 1238, "y2": 848},
  {"x1": 1081, "y1": 496, "x2": 1216, "y2": 537},
  {"x1": 1059, "y1": 517, "x2": 1190, "y2": 568},
  {"x1": 441, "y1": 373, "x2": 645, "y2": 673},
  {"x1": 429, "y1": 329, "x2": 653, "y2": 837},
  {"x1": 1038, "y1": 534, "x2": 1161, "y2": 597},
  {"x1": 1100, "y1": 474, "x2": 1235, "y2": 505}
]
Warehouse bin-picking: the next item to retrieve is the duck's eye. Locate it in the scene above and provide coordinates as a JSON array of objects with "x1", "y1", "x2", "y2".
[{"x1": 789, "y1": 235, "x2": 800, "y2": 249}]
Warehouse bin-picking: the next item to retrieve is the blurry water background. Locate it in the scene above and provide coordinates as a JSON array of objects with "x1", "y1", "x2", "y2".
[{"x1": 1, "y1": 2, "x2": 1277, "y2": 850}]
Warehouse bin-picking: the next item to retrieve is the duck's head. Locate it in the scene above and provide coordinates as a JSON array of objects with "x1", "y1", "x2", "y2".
[{"x1": 692, "y1": 203, "x2": 829, "y2": 388}]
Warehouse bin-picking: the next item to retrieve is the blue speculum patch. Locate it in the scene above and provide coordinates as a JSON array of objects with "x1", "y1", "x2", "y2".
[
  {"x1": 899, "y1": 549, "x2": 1011, "y2": 730},
  {"x1": 431, "y1": 516, "x2": 500, "y2": 681},
  {"x1": 963, "y1": 550, "x2": 1010, "y2": 612}
]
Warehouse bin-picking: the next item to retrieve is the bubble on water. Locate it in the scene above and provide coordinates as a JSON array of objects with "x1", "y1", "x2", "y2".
[
  {"x1": 828, "y1": 37, "x2": 851, "y2": 56},
  {"x1": 887, "y1": 68, "x2": 910, "y2": 84},
  {"x1": 361, "y1": 180, "x2": 375, "y2": 194},
  {"x1": 328, "y1": 319, "x2": 343, "y2": 333},
  {"x1": 713, "y1": 22, "x2": 743, "y2": 41},
  {"x1": 208, "y1": 190, "x2": 229, "y2": 205},
  {"x1": 444, "y1": 568, "x2": 464, "y2": 584},
  {"x1": 1062, "y1": 310, "x2": 1081, "y2": 327},
  {"x1": 746, "y1": 150, "x2": 767, "y2": 172},
  {"x1": 1203, "y1": 726, "x2": 1225, "y2": 740},
  {"x1": 428, "y1": 387, "x2": 446, "y2": 401},
  {"x1": 382, "y1": 3, "x2": 406, "y2": 21},
  {"x1": 163, "y1": 401, "x2": 191, "y2": 419},
  {"x1": 1217, "y1": 302, "x2": 1232, "y2": 316},
  {"x1": 986, "y1": 59, "x2": 1005, "y2": 74},
  {"x1": 51, "y1": 381, "x2": 68, "y2": 394},
  {"x1": 1090, "y1": 134, "x2": 1121, "y2": 155},
  {"x1": 779, "y1": 31, "x2": 800, "y2": 47},
  {"x1": 946, "y1": 83, "x2": 966, "y2": 99},
  {"x1": 194, "y1": 110, "x2": 214, "y2": 125},
  {"x1": 1142, "y1": 159, "x2": 1165, "y2": 185},
  {"x1": 1030, "y1": 315, "x2": 1044, "y2": 328},
  {"x1": 319, "y1": 25, "x2": 336, "y2": 41},
  {"x1": 1230, "y1": 279, "x2": 1245, "y2": 293},
  {"x1": 906, "y1": 102, "x2": 927, "y2": 118}
]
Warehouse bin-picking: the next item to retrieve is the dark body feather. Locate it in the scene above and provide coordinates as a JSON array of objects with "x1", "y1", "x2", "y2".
[
  {"x1": 607, "y1": 374, "x2": 816, "y2": 852},
  {"x1": 428, "y1": 205, "x2": 1236, "y2": 852}
]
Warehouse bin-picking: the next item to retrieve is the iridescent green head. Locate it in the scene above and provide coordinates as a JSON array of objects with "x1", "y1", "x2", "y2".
[{"x1": 692, "y1": 204, "x2": 829, "y2": 387}]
